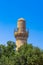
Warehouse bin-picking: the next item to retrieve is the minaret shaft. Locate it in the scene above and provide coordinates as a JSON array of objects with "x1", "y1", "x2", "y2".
[{"x1": 14, "y1": 18, "x2": 28, "y2": 50}]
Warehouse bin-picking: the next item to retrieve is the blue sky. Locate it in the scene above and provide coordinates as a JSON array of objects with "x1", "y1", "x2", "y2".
[{"x1": 0, "y1": 0, "x2": 43, "y2": 49}]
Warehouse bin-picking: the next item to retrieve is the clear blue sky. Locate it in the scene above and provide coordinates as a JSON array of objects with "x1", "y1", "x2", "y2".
[{"x1": 0, "y1": 0, "x2": 43, "y2": 49}]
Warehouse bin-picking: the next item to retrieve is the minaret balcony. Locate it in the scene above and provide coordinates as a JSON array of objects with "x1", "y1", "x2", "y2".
[{"x1": 14, "y1": 31, "x2": 28, "y2": 38}]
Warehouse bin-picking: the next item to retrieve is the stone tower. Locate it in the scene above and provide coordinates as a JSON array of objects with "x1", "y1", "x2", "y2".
[{"x1": 14, "y1": 18, "x2": 28, "y2": 50}]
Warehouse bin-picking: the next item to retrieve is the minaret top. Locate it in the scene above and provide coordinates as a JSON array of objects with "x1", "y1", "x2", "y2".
[{"x1": 18, "y1": 18, "x2": 25, "y2": 21}]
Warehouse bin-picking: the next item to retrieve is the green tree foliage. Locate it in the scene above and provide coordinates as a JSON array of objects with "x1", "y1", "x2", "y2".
[{"x1": 0, "y1": 41, "x2": 43, "y2": 65}]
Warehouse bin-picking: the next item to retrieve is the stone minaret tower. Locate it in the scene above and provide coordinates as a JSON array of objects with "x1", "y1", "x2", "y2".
[{"x1": 14, "y1": 18, "x2": 28, "y2": 50}]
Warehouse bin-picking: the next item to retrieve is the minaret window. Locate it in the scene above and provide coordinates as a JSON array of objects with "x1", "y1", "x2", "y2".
[{"x1": 17, "y1": 28, "x2": 19, "y2": 31}]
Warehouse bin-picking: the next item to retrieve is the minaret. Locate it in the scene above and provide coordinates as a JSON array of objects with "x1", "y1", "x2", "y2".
[{"x1": 14, "y1": 18, "x2": 28, "y2": 50}]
